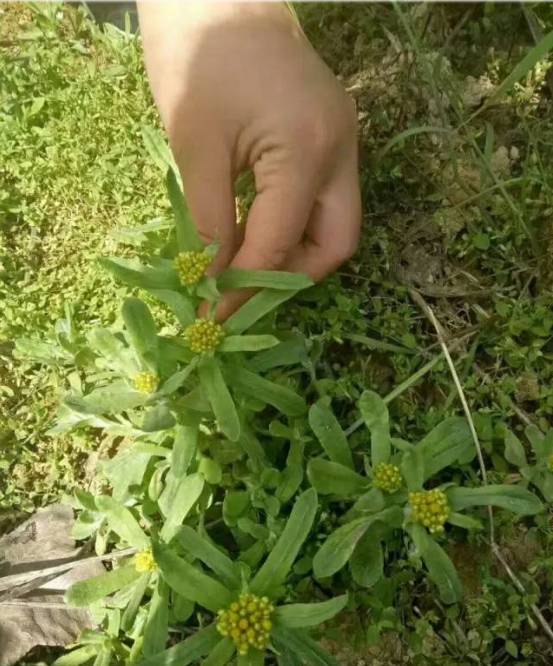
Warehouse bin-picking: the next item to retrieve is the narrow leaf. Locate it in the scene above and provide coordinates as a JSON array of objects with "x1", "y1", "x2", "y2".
[
  {"x1": 350, "y1": 531, "x2": 384, "y2": 587},
  {"x1": 138, "y1": 625, "x2": 220, "y2": 666},
  {"x1": 307, "y1": 458, "x2": 367, "y2": 498},
  {"x1": 275, "y1": 594, "x2": 348, "y2": 628},
  {"x1": 100, "y1": 257, "x2": 180, "y2": 290},
  {"x1": 419, "y1": 417, "x2": 474, "y2": 480},
  {"x1": 219, "y1": 335, "x2": 279, "y2": 353},
  {"x1": 143, "y1": 579, "x2": 170, "y2": 657},
  {"x1": 359, "y1": 391, "x2": 391, "y2": 465},
  {"x1": 272, "y1": 626, "x2": 340, "y2": 666},
  {"x1": 225, "y1": 289, "x2": 299, "y2": 335},
  {"x1": 122, "y1": 297, "x2": 159, "y2": 364},
  {"x1": 228, "y1": 366, "x2": 306, "y2": 416},
  {"x1": 199, "y1": 357, "x2": 240, "y2": 441},
  {"x1": 167, "y1": 169, "x2": 202, "y2": 251},
  {"x1": 504, "y1": 429, "x2": 528, "y2": 468},
  {"x1": 217, "y1": 268, "x2": 313, "y2": 291},
  {"x1": 121, "y1": 573, "x2": 150, "y2": 631},
  {"x1": 172, "y1": 424, "x2": 198, "y2": 477},
  {"x1": 149, "y1": 289, "x2": 195, "y2": 327},
  {"x1": 95, "y1": 496, "x2": 149, "y2": 550},
  {"x1": 446, "y1": 485, "x2": 543, "y2": 515},
  {"x1": 203, "y1": 638, "x2": 235, "y2": 666},
  {"x1": 309, "y1": 400, "x2": 353, "y2": 469},
  {"x1": 159, "y1": 473, "x2": 205, "y2": 542},
  {"x1": 141, "y1": 125, "x2": 180, "y2": 176},
  {"x1": 250, "y1": 489, "x2": 318, "y2": 595},
  {"x1": 66, "y1": 565, "x2": 141, "y2": 607}
]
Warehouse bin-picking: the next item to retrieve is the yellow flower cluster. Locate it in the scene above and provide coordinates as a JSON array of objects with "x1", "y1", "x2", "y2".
[
  {"x1": 373, "y1": 462, "x2": 402, "y2": 493},
  {"x1": 134, "y1": 549, "x2": 157, "y2": 573},
  {"x1": 184, "y1": 319, "x2": 225, "y2": 353},
  {"x1": 216, "y1": 593, "x2": 274, "y2": 656},
  {"x1": 409, "y1": 488, "x2": 449, "y2": 534},
  {"x1": 174, "y1": 250, "x2": 212, "y2": 286},
  {"x1": 133, "y1": 371, "x2": 158, "y2": 393},
  {"x1": 548, "y1": 453, "x2": 553, "y2": 472}
]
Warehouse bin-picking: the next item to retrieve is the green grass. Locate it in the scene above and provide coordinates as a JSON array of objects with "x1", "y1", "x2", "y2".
[{"x1": 2, "y1": 2, "x2": 553, "y2": 664}]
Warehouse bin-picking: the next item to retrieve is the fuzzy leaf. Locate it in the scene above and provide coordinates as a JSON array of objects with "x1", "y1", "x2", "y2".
[
  {"x1": 198, "y1": 357, "x2": 240, "y2": 441},
  {"x1": 159, "y1": 473, "x2": 205, "y2": 542},
  {"x1": 219, "y1": 335, "x2": 279, "y2": 353},
  {"x1": 95, "y1": 496, "x2": 149, "y2": 549},
  {"x1": 138, "y1": 624, "x2": 221, "y2": 666},
  {"x1": 350, "y1": 531, "x2": 384, "y2": 587},
  {"x1": 307, "y1": 458, "x2": 367, "y2": 498},
  {"x1": 275, "y1": 595, "x2": 348, "y2": 628},
  {"x1": 217, "y1": 268, "x2": 313, "y2": 291},
  {"x1": 228, "y1": 366, "x2": 306, "y2": 416},
  {"x1": 167, "y1": 169, "x2": 202, "y2": 252},
  {"x1": 66, "y1": 565, "x2": 141, "y2": 607},
  {"x1": 359, "y1": 391, "x2": 391, "y2": 465},
  {"x1": 225, "y1": 289, "x2": 299, "y2": 335},
  {"x1": 309, "y1": 400, "x2": 353, "y2": 469},
  {"x1": 143, "y1": 578, "x2": 170, "y2": 657},
  {"x1": 446, "y1": 485, "x2": 543, "y2": 515}
]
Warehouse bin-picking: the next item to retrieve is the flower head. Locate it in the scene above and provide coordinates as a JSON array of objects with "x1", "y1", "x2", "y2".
[
  {"x1": 133, "y1": 371, "x2": 158, "y2": 394},
  {"x1": 134, "y1": 549, "x2": 157, "y2": 573},
  {"x1": 373, "y1": 462, "x2": 402, "y2": 493},
  {"x1": 216, "y1": 593, "x2": 274, "y2": 656},
  {"x1": 184, "y1": 319, "x2": 225, "y2": 354},
  {"x1": 409, "y1": 488, "x2": 449, "y2": 534},
  {"x1": 174, "y1": 250, "x2": 212, "y2": 286}
]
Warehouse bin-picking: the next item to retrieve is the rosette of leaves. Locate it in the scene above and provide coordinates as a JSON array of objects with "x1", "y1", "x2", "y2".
[
  {"x1": 53, "y1": 149, "x2": 312, "y2": 442},
  {"x1": 63, "y1": 489, "x2": 348, "y2": 665},
  {"x1": 307, "y1": 392, "x2": 543, "y2": 603},
  {"x1": 504, "y1": 423, "x2": 553, "y2": 501}
]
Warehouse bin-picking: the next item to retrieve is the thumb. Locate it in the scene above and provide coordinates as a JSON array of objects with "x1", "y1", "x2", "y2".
[
  {"x1": 178, "y1": 143, "x2": 237, "y2": 275},
  {"x1": 215, "y1": 175, "x2": 315, "y2": 319}
]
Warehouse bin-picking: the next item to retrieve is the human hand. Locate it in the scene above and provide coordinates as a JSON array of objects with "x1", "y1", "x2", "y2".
[{"x1": 138, "y1": 2, "x2": 361, "y2": 319}]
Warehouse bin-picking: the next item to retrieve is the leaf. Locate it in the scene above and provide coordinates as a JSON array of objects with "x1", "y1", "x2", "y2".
[
  {"x1": 95, "y1": 496, "x2": 149, "y2": 549},
  {"x1": 409, "y1": 524, "x2": 462, "y2": 604},
  {"x1": 100, "y1": 257, "x2": 181, "y2": 291},
  {"x1": 219, "y1": 335, "x2": 279, "y2": 353},
  {"x1": 276, "y1": 464, "x2": 304, "y2": 504},
  {"x1": 159, "y1": 362, "x2": 197, "y2": 396},
  {"x1": 309, "y1": 400, "x2": 354, "y2": 469},
  {"x1": 225, "y1": 289, "x2": 299, "y2": 335},
  {"x1": 228, "y1": 366, "x2": 306, "y2": 417},
  {"x1": 153, "y1": 543, "x2": 233, "y2": 612},
  {"x1": 217, "y1": 268, "x2": 313, "y2": 291},
  {"x1": 400, "y1": 448, "x2": 424, "y2": 491},
  {"x1": 149, "y1": 289, "x2": 195, "y2": 327},
  {"x1": 350, "y1": 531, "x2": 384, "y2": 587},
  {"x1": 307, "y1": 458, "x2": 367, "y2": 498},
  {"x1": 65, "y1": 382, "x2": 148, "y2": 416},
  {"x1": 175, "y1": 525, "x2": 241, "y2": 589},
  {"x1": 378, "y1": 125, "x2": 452, "y2": 158},
  {"x1": 237, "y1": 651, "x2": 265, "y2": 666},
  {"x1": 121, "y1": 573, "x2": 150, "y2": 631},
  {"x1": 167, "y1": 169, "x2": 202, "y2": 252},
  {"x1": 65, "y1": 565, "x2": 141, "y2": 607},
  {"x1": 141, "y1": 125, "x2": 180, "y2": 176},
  {"x1": 122, "y1": 297, "x2": 159, "y2": 365},
  {"x1": 250, "y1": 488, "x2": 318, "y2": 595},
  {"x1": 447, "y1": 512, "x2": 483, "y2": 531},
  {"x1": 275, "y1": 594, "x2": 348, "y2": 628},
  {"x1": 271, "y1": 626, "x2": 340, "y2": 666},
  {"x1": 198, "y1": 357, "x2": 240, "y2": 441},
  {"x1": 248, "y1": 336, "x2": 308, "y2": 372},
  {"x1": 202, "y1": 638, "x2": 236, "y2": 666},
  {"x1": 138, "y1": 624, "x2": 221, "y2": 666},
  {"x1": 358, "y1": 391, "x2": 391, "y2": 465},
  {"x1": 446, "y1": 485, "x2": 543, "y2": 515},
  {"x1": 172, "y1": 424, "x2": 198, "y2": 477},
  {"x1": 52, "y1": 647, "x2": 98, "y2": 666},
  {"x1": 223, "y1": 491, "x2": 250, "y2": 526},
  {"x1": 525, "y1": 424, "x2": 546, "y2": 457},
  {"x1": 103, "y1": 444, "x2": 167, "y2": 500},
  {"x1": 142, "y1": 404, "x2": 176, "y2": 432},
  {"x1": 159, "y1": 473, "x2": 205, "y2": 542},
  {"x1": 143, "y1": 578, "x2": 170, "y2": 657},
  {"x1": 504, "y1": 429, "x2": 528, "y2": 468},
  {"x1": 418, "y1": 417, "x2": 474, "y2": 480}
]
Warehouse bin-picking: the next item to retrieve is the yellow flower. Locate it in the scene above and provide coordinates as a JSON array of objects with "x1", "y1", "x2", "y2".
[
  {"x1": 409, "y1": 488, "x2": 449, "y2": 534},
  {"x1": 134, "y1": 549, "x2": 157, "y2": 573},
  {"x1": 373, "y1": 462, "x2": 402, "y2": 493},
  {"x1": 217, "y1": 593, "x2": 274, "y2": 656},
  {"x1": 133, "y1": 371, "x2": 158, "y2": 394},
  {"x1": 184, "y1": 319, "x2": 225, "y2": 354},
  {"x1": 548, "y1": 453, "x2": 553, "y2": 472},
  {"x1": 174, "y1": 250, "x2": 212, "y2": 286}
]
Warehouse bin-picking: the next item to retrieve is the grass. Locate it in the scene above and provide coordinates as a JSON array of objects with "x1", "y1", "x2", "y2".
[{"x1": 2, "y1": 2, "x2": 553, "y2": 664}]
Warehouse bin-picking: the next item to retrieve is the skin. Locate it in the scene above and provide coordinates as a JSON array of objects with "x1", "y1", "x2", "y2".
[{"x1": 138, "y1": 2, "x2": 361, "y2": 319}]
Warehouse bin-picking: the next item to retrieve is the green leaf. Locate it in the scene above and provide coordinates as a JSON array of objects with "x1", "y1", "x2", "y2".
[
  {"x1": 250, "y1": 488, "x2": 318, "y2": 596},
  {"x1": 223, "y1": 491, "x2": 250, "y2": 526},
  {"x1": 138, "y1": 624, "x2": 221, "y2": 666},
  {"x1": 121, "y1": 573, "x2": 150, "y2": 631},
  {"x1": 418, "y1": 417, "x2": 474, "y2": 480},
  {"x1": 172, "y1": 424, "x2": 198, "y2": 477},
  {"x1": 217, "y1": 268, "x2": 313, "y2": 291},
  {"x1": 100, "y1": 257, "x2": 180, "y2": 291},
  {"x1": 95, "y1": 496, "x2": 149, "y2": 550},
  {"x1": 525, "y1": 424, "x2": 546, "y2": 457},
  {"x1": 350, "y1": 531, "x2": 384, "y2": 587},
  {"x1": 309, "y1": 400, "x2": 353, "y2": 469},
  {"x1": 149, "y1": 289, "x2": 195, "y2": 328},
  {"x1": 219, "y1": 335, "x2": 279, "y2": 353},
  {"x1": 447, "y1": 512, "x2": 483, "y2": 531},
  {"x1": 400, "y1": 448, "x2": 424, "y2": 491},
  {"x1": 202, "y1": 638, "x2": 236, "y2": 666},
  {"x1": 248, "y1": 336, "x2": 308, "y2": 372},
  {"x1": 275, "y1": 464, "x2": 303, "y2": 504},
  {"x1": 198, "y1": 357, "x2": 240, "y2": 441},
  {"x1": 272, "y1": 626, "x2": 340, "y2": 666},
  {"x1": 175, "y1": 526, "x2": 241, "y2": 589},
  {"x1": 153, "y1": 543, "x2": 233, "y2": 612},
  {"x1": 103, "y1": 444, "x2": 167, "y2": 500},
  {"x1": 275, "y1": 594, "x2": 348, "y2": 628},
  {"x1": 409, "y1": 524, "x2": 462, "y2": 604},
  {"x1": 167, "y1": 169, "x2": 202, "y2": 252},
  {"x1": 307, "y1": 458, "x2": 367, "y2": 498},
  {"x1": 143, "y1": 579, "x2": 169, "y2": 657},
  {"x1": 122, "y1": 297, "x2": 159, "y2": 366},
  {"x1": 225, "y1": 289, "x2": 299, "y2": 335},
  {"x1": 378, "y1": 125, "x2": 452, "y2": 159},
  {"x1": 66, "y1": 565, "x2": 141, "y2": 607},
  {"x1": 52, "y1": 646, "x2": 98, "y2": 666},
  {"x1": 159, "y1": 362, "x2": 197, "y2": 396},
  {"x1": 66, "y1": 382, "x2": 148, "y2": 416},
  {"x1": 237, "y1": 651, "x2": 265, "y2": 666},
  {"x1": 446, "y1": 485, "x2": 543, "y2": 515},
  {"x1": 141, "y1": 125, "x2": 180, "y2": 176},
  {"x1": 228, "y1": 366, "x2": 306, "y2": 417},
  {"x1": 358, "y1": 391, "x2": 391, "y2": 465},
  {"x1": 344, "y1": 488, "x2": 386, "y2": 521},
  {"x1": 142, "y1": 404, "x2": 176, "y2": 432},
  {"x1": 159, "y1": 473, "x2": 205, "y2": 542},
  {"x1": 504, "y1": 429, "x2": 528, "y2": 468}
]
